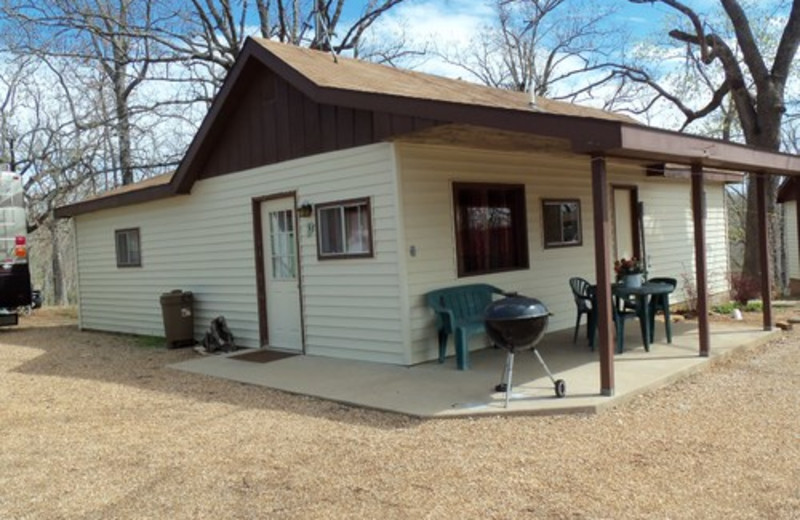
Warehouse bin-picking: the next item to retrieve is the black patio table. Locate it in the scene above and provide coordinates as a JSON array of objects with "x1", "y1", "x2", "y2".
[{"x1": 611, "y1": 281, "x2": 674, "y2": 352}]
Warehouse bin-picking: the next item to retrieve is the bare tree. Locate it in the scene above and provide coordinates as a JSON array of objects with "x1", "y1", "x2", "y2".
[
  {"x1": 2, "y1": 0, "x2": 413, "y2": 184},
  {"x1": 0, "y1": 46, "x2": 182, "y2": 303},
  {"x1": 0, "y1": 0, "x2": 189, "y2": 186},
  {"x1": 435, "y1": 0, "x2": 624, "y2": 100},
  {"x1": 158, "y1": 0, "x2": 411, "y2": 97},
  {"x1": 0, "y1": 56, "x2": 88, "y2": 303},
  {"x1": 624, "y1": 0, "x2": 800, "y2": 287}
]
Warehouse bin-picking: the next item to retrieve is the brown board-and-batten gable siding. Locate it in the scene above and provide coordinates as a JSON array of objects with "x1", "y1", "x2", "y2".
[{"x1": 197, "y1": 60, "x2": 444, "y2": 180}]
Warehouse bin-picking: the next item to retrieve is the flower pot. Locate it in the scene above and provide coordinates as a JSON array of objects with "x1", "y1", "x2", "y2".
[{"x1": 623, "y1": 274, "x2": 642, "y2": 288}]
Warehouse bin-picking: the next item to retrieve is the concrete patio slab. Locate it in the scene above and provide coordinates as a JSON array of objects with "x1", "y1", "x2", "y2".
[{"x1": 169, "y1": 320, "x2": 778, "y2": 418}]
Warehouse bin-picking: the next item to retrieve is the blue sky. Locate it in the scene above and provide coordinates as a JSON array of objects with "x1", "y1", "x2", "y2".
[
  {"x1": 351, "y1": 0, "x2": 722, "y2": 76},
  {"x1": 361, "y1": 0, "x2": 716, "y2": 44}
]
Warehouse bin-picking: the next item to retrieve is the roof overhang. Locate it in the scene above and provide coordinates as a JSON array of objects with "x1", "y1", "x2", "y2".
[
  {"x1": 54, "y1": 181, "x2": 174, "y2": 218},
  {"x1": 589, "y1": 124, "x2": 800, "y2": 176}
]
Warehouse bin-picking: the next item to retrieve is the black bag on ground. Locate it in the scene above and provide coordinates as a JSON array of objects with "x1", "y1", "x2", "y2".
[{"x1": 201, "y1": 316, "x2": 236, "y2": 353}]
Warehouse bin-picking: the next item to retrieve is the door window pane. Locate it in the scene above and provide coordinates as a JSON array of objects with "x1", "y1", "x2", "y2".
[{"x1": 269, "y1": 209, "x2": 296, "y2": 279}]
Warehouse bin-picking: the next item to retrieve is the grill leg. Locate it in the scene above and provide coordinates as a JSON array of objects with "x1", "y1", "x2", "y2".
[
  {"x1": 503, "y1": 351, "x2": 515, "y2": 408},
  {"x1": 532, "y1": 348, "x2": 556, "y2": 384}
]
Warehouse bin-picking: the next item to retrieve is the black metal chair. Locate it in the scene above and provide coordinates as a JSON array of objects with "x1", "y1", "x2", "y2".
[
  {"x1": 568, "y1": 277, "x2": 595, "y2": 347},
  {"x1": 647, "y1": 277, "x2": 677, "y2": 343}
]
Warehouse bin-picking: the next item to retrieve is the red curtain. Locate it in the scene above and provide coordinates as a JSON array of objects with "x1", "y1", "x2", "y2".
[{"x1": 457, "y1": 186, "x2": 520, "y2": 274}]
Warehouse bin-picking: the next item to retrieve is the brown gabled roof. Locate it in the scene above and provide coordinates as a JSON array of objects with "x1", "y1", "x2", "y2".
[
  {"x1": 255, "y1": 39, "x2": 635, "y2": 124},
  {"x1": 55, "y1": 173, "x2": 174, "y2": 217},
  {"x1": 82, "y1": 173, "x2": 172, "y2": 202},
  {"x1": 55, "y1": 38, "x2": 800, "y2": 218}
]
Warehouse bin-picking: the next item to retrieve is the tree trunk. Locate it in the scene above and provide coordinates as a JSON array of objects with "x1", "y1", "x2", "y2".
[
  {"x1": 740, "y1": 88, "x2": 785, "y2": 289},
  {"x1": 116, "y1": 91, "x2": 133, "y2": 186},
  {"x1": 48, "y1": 220, "x2": 64, "y2": 305},
  {"x1": 742, "y1": 173, "x2": 783, "y2": 288},
  {"x1": 113, "y1": 46, "x2": 134, "y2": 186}
]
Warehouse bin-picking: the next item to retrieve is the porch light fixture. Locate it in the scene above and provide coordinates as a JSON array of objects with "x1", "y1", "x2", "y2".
[{"x1": 297, "y1": 201, "x2": 313, "y2": 218}]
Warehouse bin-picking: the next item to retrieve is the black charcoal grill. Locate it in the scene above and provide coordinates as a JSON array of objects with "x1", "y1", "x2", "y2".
[{"x1": 484, "y1": 296, "x2": 566, "y2": 407}]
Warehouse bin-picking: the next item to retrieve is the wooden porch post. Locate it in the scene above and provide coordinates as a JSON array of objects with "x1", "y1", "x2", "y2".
[
  {"x1": 591, "y1": 154, "x2": 614, "y2": 396},
  {"x1": 691, "y1": 163, "x2": 710, "y2": 357},
  {"x1": 756, "y1": 173, "x2": 773, "y2": 330}
]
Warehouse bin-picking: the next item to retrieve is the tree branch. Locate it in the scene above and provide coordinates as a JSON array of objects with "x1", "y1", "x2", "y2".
[
  {"x1": 719, "y1": 0, "x2": 769, "y2": 84},
  {"x1": 771, "y1": 0, "x2": 800, "y2": 88}
]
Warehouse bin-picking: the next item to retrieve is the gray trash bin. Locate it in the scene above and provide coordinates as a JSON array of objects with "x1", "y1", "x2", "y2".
[{"x1": 160, "y1": 290, "x2": 194, "y2": 347}]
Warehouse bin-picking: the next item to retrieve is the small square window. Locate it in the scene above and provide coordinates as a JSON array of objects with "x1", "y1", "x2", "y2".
[
  {"x1": 542, "y1": 199, "x2": 582, "y2": 248},
  {"x1": 115, "y1": 228, "x2": 141, "y2": 267},
  {"x1": 316, "y1": 198, "x2": 373, "y2": 259}
]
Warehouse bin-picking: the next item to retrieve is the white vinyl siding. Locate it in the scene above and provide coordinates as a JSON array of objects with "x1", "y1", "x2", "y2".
[
  {"x1": 396, "y1": 143, "x2": 731, "y2": 365},
  {"x1": 74, "y1": 143, "x2": 406, "y2": 363},
  {"x1": 610, "y1": 168, "x2": 730, "y2": 299},
  {"x1": 785, "y1": 201, "x2": 800, "y2": 279},
  {"x1": 72, "y1": 139, "x2": 733, "y2": 368}
]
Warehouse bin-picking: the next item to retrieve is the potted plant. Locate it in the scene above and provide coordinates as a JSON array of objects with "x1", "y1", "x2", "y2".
[{"x1": 614, "y1": 257, "x2": 644, "y2": 287}]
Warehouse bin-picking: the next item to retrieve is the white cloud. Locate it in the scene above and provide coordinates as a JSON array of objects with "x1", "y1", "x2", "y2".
[
  {"x1": 367, "y1": 0, "x2": 494, "y2": 77},
  {"x1": 389, "y1": 0, "x2": 492, "y2": 45}
]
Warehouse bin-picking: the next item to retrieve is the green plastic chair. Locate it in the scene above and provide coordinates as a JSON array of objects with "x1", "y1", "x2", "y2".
[
  {"x1": 568, "y1": 277, "x2": 595, "y2": 348},
  {"x1": 647, "y1": 277, "x2": 677, "y2": 343},
  {"x1": 611, "y1": 292, "x2": 648, "y2": 354},
  {"x1": 425, "y1": 284, "x2": 507, "y2": 370},
  {"x1": 588, "y1": 288, "x2": 648, "y2": 354}
]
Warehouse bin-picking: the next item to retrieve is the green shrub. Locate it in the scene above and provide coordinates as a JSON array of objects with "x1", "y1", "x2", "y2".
[
  {"x1": 744, "y1": 301, "x2": 763, "y2": 312},
  {"x1": 713, "y1": 302, "x2": 737, "y2": 314}
]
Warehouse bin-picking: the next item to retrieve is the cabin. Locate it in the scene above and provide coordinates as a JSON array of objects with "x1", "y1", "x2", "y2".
[{"x1": 56, "y1": 38, "x2": 800, "y2": 395}]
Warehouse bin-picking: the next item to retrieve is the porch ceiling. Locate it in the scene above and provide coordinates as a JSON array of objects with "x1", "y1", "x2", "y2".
[{"x1": 393, "y1": 124, "x2": 574, "y2": 155}]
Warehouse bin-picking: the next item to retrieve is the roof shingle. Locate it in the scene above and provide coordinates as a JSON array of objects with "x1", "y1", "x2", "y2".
[{"x1": 254, "y1": 38, "x2": 636, "y2": 124}]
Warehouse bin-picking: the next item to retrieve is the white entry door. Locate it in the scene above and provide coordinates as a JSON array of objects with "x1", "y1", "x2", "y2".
[{"x1": 261, "y1": 198, "x2": 303, "y2": 351}]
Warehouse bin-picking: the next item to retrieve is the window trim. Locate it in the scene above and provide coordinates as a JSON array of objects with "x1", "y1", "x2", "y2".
[
  {"x1": 453, "y1": 182, "x2": 529, "y2": 277},
  {"x1": 115, "y1": 227, "x2": 142, "y2": 268},
  {"x1": 541, "y1": 198, "x2": 582, "y2": 249},
  {"x1": 315, "y1": 197, "x2": 374, "y2": 260}
]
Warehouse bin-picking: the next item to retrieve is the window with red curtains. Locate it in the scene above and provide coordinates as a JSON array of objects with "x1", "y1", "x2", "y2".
[{"x1": 453, "y1": 183, "x2": 528, "y2": 277}]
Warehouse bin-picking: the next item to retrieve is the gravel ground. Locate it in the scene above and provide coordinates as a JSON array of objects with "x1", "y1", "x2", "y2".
[{"x1": 0, "y1": 307, "x2": 798, "y2": 519}]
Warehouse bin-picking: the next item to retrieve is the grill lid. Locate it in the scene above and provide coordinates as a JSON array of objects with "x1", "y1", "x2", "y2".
[
  {"x1": 484, "y1": 296, "x2": 551, "y2": 349},
  {"x1": 484, "y1": 296, "x2": 549, "y2": 321}
]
